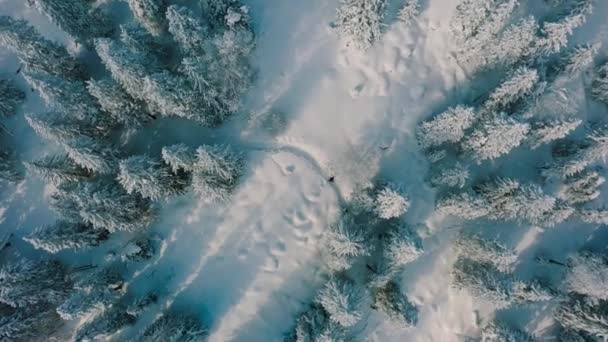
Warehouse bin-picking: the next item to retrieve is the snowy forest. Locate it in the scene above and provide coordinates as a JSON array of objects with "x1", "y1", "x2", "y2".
[{"x1": 1, "y1": 0, "x2": 608, "y2": 341}]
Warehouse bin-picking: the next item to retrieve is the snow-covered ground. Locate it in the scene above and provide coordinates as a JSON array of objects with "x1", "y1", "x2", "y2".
[{"x1": 3, "y1": 0, "x2": 608, "y2": 341}]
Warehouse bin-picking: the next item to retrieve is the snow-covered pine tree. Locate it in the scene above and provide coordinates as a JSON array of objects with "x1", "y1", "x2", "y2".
[
  {"x1": 87, "y1": 78, "x2": 154, "y2": 128},
  {"x1": 53, "y1": 180, "x2": 155, "y2": 232},
  {"x1": 562, "y1": 43, "x2": 600, "y2": 75},
  {"x1": 0, "y1": 79, "x2": 25, "y2": 118},
  {"x1": 480, "y1": 320, "x2": 535, "y2": 342},
  {"x1": 536, "y1": 0, "x2": 594, "y2": 57},
  {"x1": 452, "y1": 257, "x2": 513, "y2": 308},
  {"x1": 27, "y1": 0, "x2": 113, "y2": 43},
  {"x1": 166, "y1": 5, "x2": 208, "y2": 56},
  {"x1": 374, "y1": 222, "x2": 423, "y2": 284},
  {"x1": 558, "y1": 170, "x2": 605, "y2": 205},
  {"x1": 335, "y1": 0, "x2": 387, "y2": 50},
  {"x1": 398, "y1": 0, "x2": 420, "y2": 25},
  {"x1": 323, "y1": 212, "x2": 371, "y2": 272},
  {"x1": 0, "y1": 16, "x2": 84, "y2": 79},
  {"x1": 579, "y1": 208, "x2": 608, "y2": 225},
  {"x1": 374, "y1": 183, "x2": 410, "y2": 219},
  {"x1": 26, "y1": 112, "x2": 117, "y2": 174},
  {"x1": 454, "y1": 232, "x2": 517, "y2": 272},
  {"x1": 543, "y1": 127, "x2": 608, "y2": 179},
  {"x1": 430, "y1": 162, "x2": 469, "y2": 188},
  {"x1": 0, "y1": 258, "x2": 70, "y2": 308},
  {"x1": 23, "y1": 220, "x2": 107, "y2": 254},
  {"x1": 126, "y1": 0, "x2": 167, "y2": 36},
  {"x1": 477, "y1": 178, "x2": 557, "y2": 225},
  {"x1": 125, "y1": 292, "x2": 157, "y2": 318},
  {"x1": 372, "y1": 281, "x2": 418, "y2": 328},
  {"x1": 287, "y1": 304, "x2": 345, "y2": 342},
  {"x1": 564, "y1": 252, "x2": 608, "y2": 301},
  {"x1": 488, "y1": 16, "x2": 538, "y2": 68},
  {"x1": 528, "y1": 119, "x2": 581, "y2": 149},
  {"x1": 436, "y1": 191, "x2": 490, "y2": 220},
  {"x1": 462, "y1": 115, "x2": 530, "y2": 163},
  {"x1": 23, "y1": 71, "x2": 112, "y2": 128},
  {"x1": 57, "y1": 266, "x2": 124, "y2": 320},
  {"x1": 0, "y1": 305, "x2": 60, "y2": 341},
  {"x1": 118, "y1": 155, "x2": 187, "y2": 200},
  {"x1": 417, "y1": 105, "x2": 476, "y2": 148},
  {"x1": 316, "y1": 275, "x2": 366, "y2": 328},
  {"x1": 555, "y1": 297, "x2": 608, "y2": 340},
  {"x1": 483, "y1": 67, "x2": 539, "y2": 113},
  {"x1": 119, "y1": 22, "x2": 167, "y2": 58},
  {"x1": 162, "y1": 143, "x2": 198, "y2": 173},
  {"x1": 453, "y1": 0, "x2": 521, "y2": 69},
  {"x1": 511, "y1": 279, "x2": 554, "y2": 303},
  {"x1": 74, "y1": 305, "x2": 135, "y2": 341},
  {"x1": 25, "y1": 154, "x2": 90, "y2": 185},
  {"x1": 189, "y1": 144, "x2": 243, "y2": 202},
  {"x1": 0, "y1": 150, "x2": 23, "y2": 184},
  {"x1": 592, "y1": 62, "x2": 608, "y2": 104},
  {"x1": 136, "y1": 311, "x2": 207, "y2": 341}
]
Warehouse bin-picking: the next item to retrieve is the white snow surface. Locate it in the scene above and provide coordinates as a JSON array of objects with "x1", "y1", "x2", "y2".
[{"x1": 3, "y1": 0, "x2": 608, "y2": 341}]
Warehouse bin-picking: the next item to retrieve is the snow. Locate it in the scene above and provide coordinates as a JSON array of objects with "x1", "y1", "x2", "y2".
[{"x1": 4, "y1": 0, "x2": 608, "y2": 341}]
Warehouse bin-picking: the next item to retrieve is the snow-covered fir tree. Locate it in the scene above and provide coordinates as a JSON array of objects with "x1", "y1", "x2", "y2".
[
  {"x1": 562, "y1": 43, "x2": 600, "y2": 75},
  {"x1": 23, "y1": 220, "x2": 107, "y2": 254},
  {"x1": 137, "y1": 311, "x2": 207, "y2": 341},
  {"x1": 592, "y1": 62, "x2": 608, "y2": 104},
  {"x1": 0, "y1": 79, "x2": 25, "y2": 118},
  {"x1": 374, "y1": 183, "x2": 410, "y2": 219},
  {"x1": 27, "y1": 0, "x2": 113, "y2": 43},
  {"x1": 429, "y1": 162, "x2": 469, "y2": 188},
  {"x1": 398, "y1": 0, "x2": 420, "y2": 25},
  {"x1": 579, "y1": 208, "x2": 608, "y2": 225},
  {"x1": 316, "y1": 275, "x2": 365, "y2": 328},
  {"x1": 487, "y1": 16, "x2": 538, "y2": 69},
  {"x1": 564, "y1": 252, "x2": 608, "y2": 301},
  {"x1": 528, "y1": 119, "x2": 581, "y2": 149},
  {"x1": 118, "y1": 155, "x2": 187, "y2": 200},
  {"x1": 483, "y1": 67, "x2": 539, "y2": 113},
  {"x1": 63, "y1": 138, "x2": 118, "y2": 175},
  {"x1": 119, "y1": 22, "x2": 166, "y2": 57},
  {"x1": 125, "y1": 0, "x2": 167, "y2": 35},
  {"x1": 436, "y1": 191, "x2": 490, "y2": 220},
  {"x1": 335, "y1": 0, "x2": 387, "y2": 50},
  {"x1": 555, "y1": 297, "x2": 608, "y2": 340},
  {"x1": 287, "y1": 304, "x2": 345, "y2": 342},
  {"x1": 372, "y1": 281, "x2": 418, "y2": 328},
  {"x1": 536, "y1": 0, "x2": 594, "y2": 57},
  {"x1": 323, "y1": 212, "x2": 371, "y2": 272},
  {"x1": 87, "y1": 78, "x2": 154, "y2": 128},
  {"x1": 0, "y1": 16, "x2": 84, "y2": 79},
  {"x1": 462, "y1": 115, "x2": 530, "y2": 163},
  {"x1": 0, "y1": 258, "x2": 70, "y2": 308},
  {"x1": 25, "y1": 154, "x2": 90, "y2": 185},
  {"x1": 57, "y1": 266, "x2": 124, "y2": 320},
  {"x1": 74, "y1": 305, "x2": 135, "y2": 341},
  {"x1": 480, "y1": 320, "x2": 535, "y2": 342},
  {"x1": 454, "y1": 232, "x2": 517, "y2": 272},
  {"x1": 417, "y1": 105, "x2": 476, "y2": 148},
  {"x1": 558, "y1": 170, "x2": 605, "y2": 205}
]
